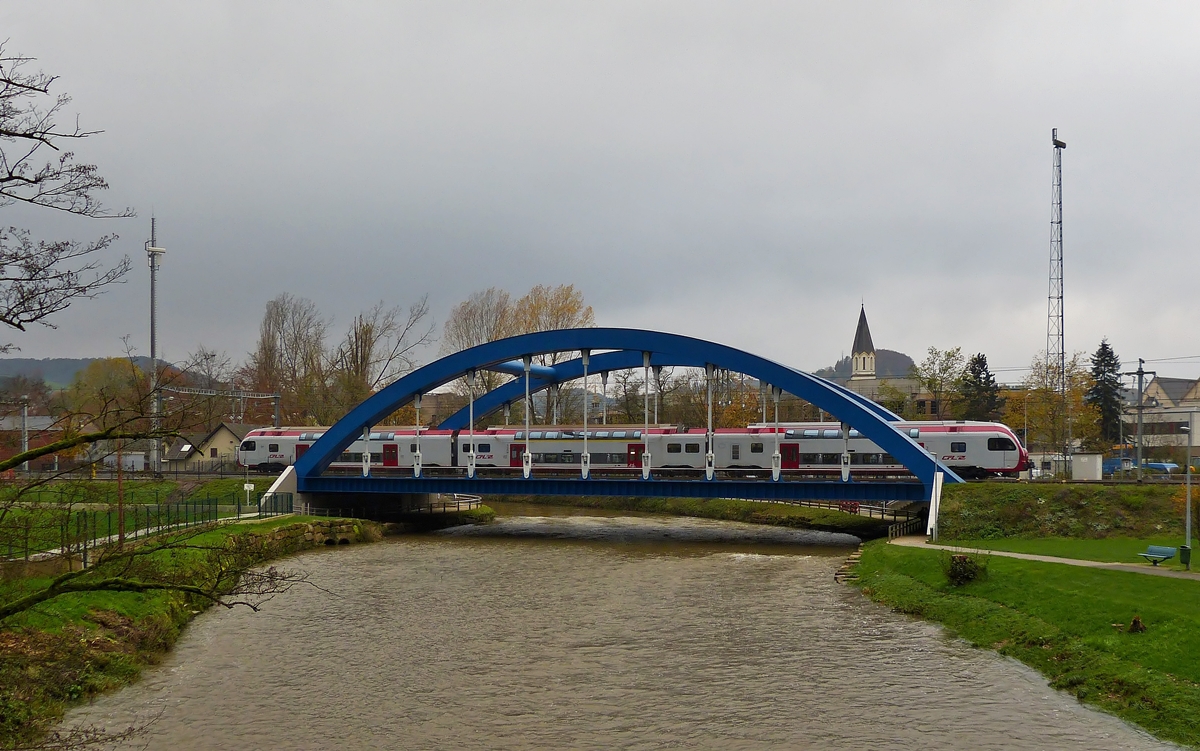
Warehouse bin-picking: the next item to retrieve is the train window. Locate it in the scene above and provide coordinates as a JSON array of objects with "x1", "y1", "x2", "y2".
[
  {"x1": 848, "y1": 429, "x2": 861, "y2": 438},
  {"x1": 632, "y1": 431, "x2": 641, "y2": 439},
  {"x1": 987, "y1": 437, "x2": 1017, "y2": 451},
  {"x1": 596, "y1": 431, "x2": 609, "y2": 438},
  {"x1": 613, "y1": 431, "x2": 627, "y2": 438},
  {"x1": 882, "y1": 454, "x2": 896, "y2": 464},
  {"x1": 822, "y1": 430, "x2": 841, "y2": 439},
  {"x1": 685, "y1": 443, "x2": 700, "y2": 453},
  {"x1": 268, "y1": 443, "x2": 279, "y2": 452},
  {"x1": 667, "y1": 443, "x2": 682, "y2": 454},
  {"x1": 530, "y1": 432, "x2": 543, "y2": 439},
  {"x1": 731, "y1": 444, "x2": 741, "y2": 460},
  {"x1": 515, "y1": 432, "x2": 525, "y2": 439},
  {"x1": 370, "y1": 453, "x2": 382, "y2": 463},
  {"x1": 410, "y1": 444, "x2": 418, "y2": 453},
  {"x1": 545, "y1": 432, "x2": 560, "y2": 439},
  {"x1": 803, "y1": 430, "x2": 819, "y2": 438},
  {"x1": 240, "y1": 440, "x2": 256, "y2": 451},
  {"x1": 821, "y1": 453, "x2": 840, "y2": 464},
  {"x1": 908, "y1": 429, "x2": 920, "y2": 438},
  {"x1": 950, "y1": 442, "x2": 967, "y2": 453},
  {"x1": 802, "y1": 453, "x2": 820, "y2": 463},
  {"x1": 751, "y1": 443, "x2": 764, "y2": 453},
  {"x1": 478, "y1": 443, "x2": 491, "y2": 453}
]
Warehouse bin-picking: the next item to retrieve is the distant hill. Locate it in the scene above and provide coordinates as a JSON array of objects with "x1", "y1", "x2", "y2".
[
  {"x1": 813, "y1": 349, "x2": 915, "y2": 382},
  {"x1": 0, "y1": 357, "x2": 156, "y2": 388}
]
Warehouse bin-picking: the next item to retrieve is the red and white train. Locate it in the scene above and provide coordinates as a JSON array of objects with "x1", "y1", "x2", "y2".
[{"x1": 237, "y1": 420, "x2": 1027, "y2": 479}]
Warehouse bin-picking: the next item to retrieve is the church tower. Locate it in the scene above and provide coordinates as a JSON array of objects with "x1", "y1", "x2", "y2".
[{"x1": 849, "y1": 305, "x2": 876, "y2": 381}]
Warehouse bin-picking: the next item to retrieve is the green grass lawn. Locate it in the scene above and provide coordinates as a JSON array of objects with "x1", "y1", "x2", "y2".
[
  {"x1": 947, "y1": 536, "x2": 1193, "y2": 567},
  {"x1": 858, "y1": 540, "x2": 1200, "y2": 746}
]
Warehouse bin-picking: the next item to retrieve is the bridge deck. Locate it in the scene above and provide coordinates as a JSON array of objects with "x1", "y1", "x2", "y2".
[{"x1": 298, "y1": 475, "x2": 929, "y2": 502}]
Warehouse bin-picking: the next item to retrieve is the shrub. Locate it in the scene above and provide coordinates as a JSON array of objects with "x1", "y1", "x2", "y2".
[{"x1": 941, "y1": 551, "x2": 987, "y2": 586}]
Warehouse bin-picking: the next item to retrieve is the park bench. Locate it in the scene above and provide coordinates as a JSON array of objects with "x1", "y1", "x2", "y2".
[{"x1": 1137, "y1": 545, "x2": 1177, "y2": 566}]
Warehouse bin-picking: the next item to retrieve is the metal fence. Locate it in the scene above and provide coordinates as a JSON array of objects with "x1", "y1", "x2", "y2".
[{"x1": 0, "y1": 490, "x2": 295, "y2": 563}]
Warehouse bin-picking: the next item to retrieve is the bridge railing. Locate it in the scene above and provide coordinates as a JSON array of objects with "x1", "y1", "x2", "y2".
[{"x1": 295, "y1": 494, "x2": 482, "y2": 519}]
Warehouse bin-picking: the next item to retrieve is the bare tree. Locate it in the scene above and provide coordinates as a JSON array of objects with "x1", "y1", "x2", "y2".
[
  {"x1": 329, "y1": 297, "x2": 434, "y2": 404},
  {"x1": 441, "y1": 287, "x2": 516, "y2": 394},
  {"x1": 241, "y1": 293, "x2": 328, "y2": 424},
  {"x1": 0, "y1": 43, "x2": 131, "y2": 348}
]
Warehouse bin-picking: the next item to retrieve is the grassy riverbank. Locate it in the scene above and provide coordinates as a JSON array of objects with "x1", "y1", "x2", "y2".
[
  {"x1": 855, "y1": 539, "x2": 1200, "y2": 747},
  {"x1": 0, "y1": 515, "x2": 380, "y2": 748},
  {"x1": 939, "y1": 482, "x2": 1186, "y2": 540},
  {"x1": 492, "y1": 495, "x2": 891, "y2": 538}
]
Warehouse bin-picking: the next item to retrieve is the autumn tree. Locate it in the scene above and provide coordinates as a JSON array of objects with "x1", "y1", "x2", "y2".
[
  {"x1": 958, "y1": 353, "x2": 1002, "y2": 421},
  {"x1": 0, "y1": 43, "x2": 131, "y2": 350},
  {"x1": 1002, "y1": 351, "x2": 1099, "y2": 455},
  {"x1": 910, "y1": 346, "x2": 965, "y2": 420},
  {"x1": 1086, "y1": 338, "x2": 1123, "y2": 444},
  {"x1": 441, "y1": 284, "x2": 594, "y2": 420}
]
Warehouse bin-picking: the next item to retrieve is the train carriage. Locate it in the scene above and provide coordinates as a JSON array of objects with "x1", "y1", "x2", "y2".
[{"x1": 238, "y1": 420, "x2": 1027, "y2": 478}]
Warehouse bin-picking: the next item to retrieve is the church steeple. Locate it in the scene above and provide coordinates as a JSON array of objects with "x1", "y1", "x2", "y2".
[{"x1": 850, "y1": 305, "x2": 876, "y2": 380}]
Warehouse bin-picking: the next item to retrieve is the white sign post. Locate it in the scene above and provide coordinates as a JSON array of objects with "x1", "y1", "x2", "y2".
[{"x1": 244, "y1": 482, "x2": 255, "y2": 518}]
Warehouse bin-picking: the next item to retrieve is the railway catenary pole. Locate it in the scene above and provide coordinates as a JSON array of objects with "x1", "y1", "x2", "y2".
[{"x1": 1123, "y1": 359, "x2": 1155, "y2": 483}]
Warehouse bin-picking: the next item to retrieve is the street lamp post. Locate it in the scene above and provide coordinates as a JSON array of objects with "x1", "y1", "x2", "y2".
[{"x1": 1186, "y1": 412, "x2": 1193, "y2": 570}]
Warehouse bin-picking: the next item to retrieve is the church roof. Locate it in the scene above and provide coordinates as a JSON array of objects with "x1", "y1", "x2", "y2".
[{"x1": 852, "y1": 306, "x2": 875, "y2": 354}]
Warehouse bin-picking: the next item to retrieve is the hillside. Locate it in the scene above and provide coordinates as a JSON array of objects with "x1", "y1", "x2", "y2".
[
  {"x1": 812, "y1": 348, "x2": 914, "y2": 381},
  {"x1": 0, "y1": 357, "x2": 156, "y2": 388}
]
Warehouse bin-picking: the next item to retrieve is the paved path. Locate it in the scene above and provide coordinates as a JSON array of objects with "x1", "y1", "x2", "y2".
[{"x1": 890, "y1": 536, "x2": 1200, "y2": 581}]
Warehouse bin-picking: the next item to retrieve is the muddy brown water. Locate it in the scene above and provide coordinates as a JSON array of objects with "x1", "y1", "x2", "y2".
[{"x1": 65, "y1": 508, "x2": 1176, "y2": 750}]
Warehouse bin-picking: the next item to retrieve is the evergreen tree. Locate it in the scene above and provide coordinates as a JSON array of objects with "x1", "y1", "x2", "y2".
[
  {"x1": 1086, "y1": 338, "x2": 1123, "y2": 444},
  {"x1": 958, "y1": 353, "x2": 1001, "y2": 421}
]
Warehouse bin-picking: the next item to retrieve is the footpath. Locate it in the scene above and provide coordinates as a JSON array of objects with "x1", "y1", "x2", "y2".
[{"x1": 890, "y1": 535, "x2": 1200, "y2": 581}]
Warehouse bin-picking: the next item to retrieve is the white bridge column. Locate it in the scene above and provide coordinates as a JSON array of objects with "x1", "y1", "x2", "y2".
[
  {"x1": 522, "y1": 356, "x2": 533, "y2": 479},
  {"x1": 642, "y1": 352, "x2": 652, "y2": 480},
  {"x1": 705, "y1": 363, "x2": 715, "y2": 481},
  {"x1": 771, "y1": 386, "x2": 782, "y2": 482},
  {"x1": 467, "y1": 369, "x2": 477, "y2": 479},
  {"x1": 413, "y1": 394, "x2": 423, "y2": 478}
]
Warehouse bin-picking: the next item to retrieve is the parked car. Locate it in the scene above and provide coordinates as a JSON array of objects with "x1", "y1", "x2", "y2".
[{"x1": 1142, "y1": 461, "x2": 1180, "y2": 474}]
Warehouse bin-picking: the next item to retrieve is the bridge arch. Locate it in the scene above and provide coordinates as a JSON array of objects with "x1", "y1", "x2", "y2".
[{"x1": 292, "y1": 328, "x2": 961, "y2": 493}]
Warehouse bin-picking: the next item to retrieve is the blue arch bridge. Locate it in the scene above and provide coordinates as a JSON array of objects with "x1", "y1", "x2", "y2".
[{"x1": 271, "y1": 328, "x2": 960, "y2": 517}]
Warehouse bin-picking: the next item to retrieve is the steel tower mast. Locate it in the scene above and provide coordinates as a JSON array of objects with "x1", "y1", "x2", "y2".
[{"x1": 1048, "y1": 129, "x2": 1067, "y2": 459}]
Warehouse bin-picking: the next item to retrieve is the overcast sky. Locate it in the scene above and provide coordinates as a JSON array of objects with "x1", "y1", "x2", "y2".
[{"x1": 2, "y1": 2, "x2": 1198, "y2": 382}]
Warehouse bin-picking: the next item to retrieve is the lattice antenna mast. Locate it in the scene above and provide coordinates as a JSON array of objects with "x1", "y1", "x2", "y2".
[{"x1": 1047, "y1": 129, "x2": 1067, "y2": 456}]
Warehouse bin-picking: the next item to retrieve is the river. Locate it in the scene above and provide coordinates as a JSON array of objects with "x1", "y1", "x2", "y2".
[{"x1": 66, "y1": 507, "x2": 1175, "y2": 750}]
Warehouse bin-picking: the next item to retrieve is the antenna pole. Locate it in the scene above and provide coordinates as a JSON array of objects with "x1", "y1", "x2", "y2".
[
  {"x1": 146, "y1": 218, "x2": 166, "y2": 475},
  {"x1": 1048, "y1": 129, "x2": 1067, "y2": 465}
]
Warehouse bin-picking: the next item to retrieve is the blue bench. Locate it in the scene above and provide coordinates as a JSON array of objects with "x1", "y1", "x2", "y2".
[{"x1": 1138, "y1": 545, "x2": 1177, "y2": 566}]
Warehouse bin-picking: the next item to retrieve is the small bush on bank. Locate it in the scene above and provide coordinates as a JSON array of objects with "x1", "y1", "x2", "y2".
[{"x1": 940, "y1": 551, "x2": 987, "y2": 586}]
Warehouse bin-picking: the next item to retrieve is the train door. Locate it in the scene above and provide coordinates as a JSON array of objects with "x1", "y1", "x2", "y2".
[
  {"x1": 382, "y1": 444, "x2": 398, "y2": 467},
  {"x1": 780, "y1": 443, "x2": 800, "y2": 469},
  {"x1": 627, "y1": 443, "x2": 644, "y2": 468},
  {"x1": 510, "y1": 444, "x2": 525, "y2": 468},
  {"x1": 294, "y1": 444, "x2": 308, "y2": 462}
]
